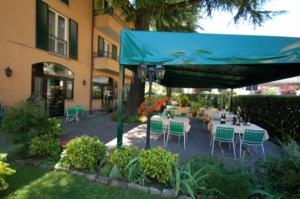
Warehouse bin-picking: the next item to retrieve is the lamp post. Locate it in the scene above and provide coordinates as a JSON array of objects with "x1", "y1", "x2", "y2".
[{"x1": 137, "y1": 64, "x2": 165, "y2": 149}]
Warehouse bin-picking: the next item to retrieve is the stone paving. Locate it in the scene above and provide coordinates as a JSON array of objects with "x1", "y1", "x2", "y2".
[{"x1": 62, "y1": 112, "x2": 281, "y2": 165}]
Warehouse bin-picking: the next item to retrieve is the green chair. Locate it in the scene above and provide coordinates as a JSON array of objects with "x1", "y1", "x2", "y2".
[
  {"x1": 167, "y1": 121, "x2": 186, "y2": 150},
  {"x1": 211, "y1": 127, "x2": 236, "y2": 158},
  {"x1": 212, "y1": 117, "x2": 221, "y2": 122},
  {"x1": 66, "y1": 107, "x2": 78, "y2": 122},
  {"x1": 150, "y1": 120, "x2": 165, "y2": 147},
  {"x1": 75, "y1": 104, "x2": 85, "y2": 119},
  {"x1": 240, "y1": 129, "x2": 265, "y2": 158}
]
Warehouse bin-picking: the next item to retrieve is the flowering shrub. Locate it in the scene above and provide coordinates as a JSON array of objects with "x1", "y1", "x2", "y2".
[
  {"x1": 28, "y1": 135, "x2": 61, "y2": 160},
  {"x1": 0, "y1": 153, "x2": 16, "y2": 191},
  {"x1": 137, "y1": 96, "x2": 167, "y2": 116},
  {"x1": 59, "y1": 136, "x2": 106, "y2": 171},
  {"x1": 280, "y1": 84, "x2": 297, "y2": 95},
  {"x1": 109, "y1": 146, "x2": 139, "y2": 174},
  {"x1": 139, "y1": 147, "x2": 178, "y2": 184}
]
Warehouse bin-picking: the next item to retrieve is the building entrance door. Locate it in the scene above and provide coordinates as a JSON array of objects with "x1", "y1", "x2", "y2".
[{"x1": 46, "y1": 78, "x2": 64, "y2": 117}]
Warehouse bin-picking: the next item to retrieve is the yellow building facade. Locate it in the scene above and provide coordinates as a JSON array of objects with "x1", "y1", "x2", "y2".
[{"x1": 0, "y1": 0, "x2": 133, "y2": 116}]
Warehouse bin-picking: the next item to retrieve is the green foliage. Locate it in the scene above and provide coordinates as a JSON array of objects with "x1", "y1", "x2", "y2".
[
  {"x1": 28, "y1": 135, "x2": 61, "y2": 160},
  {"x1": 1, "y1": 102, "x2": 48, "y2": 143},
  {"x1": 254, "y1": 140, "x2": 300, "y2": 198},
  {"x1": 1, "y1": 102, "x2": 62, "y2": 144},
  {"x1": 178, "y1": 94, "x2": 189, "y2": 107},
  {"x1": 139, "y1": 147, "x2": 178, "y2": 184},
  {"x1": 47, "y1": 117, "x2": 62, "y2": 138},
  {"x1": 233, "y1": 95, "x2": 300, "y2": 141},
  {"x1": 170, "y1": 156, "x2": 252, "y2": 199},
  {"x1": 109, "y1": 146, "x2": 139, "y2": 174},
  {"x1": 125, "y1": 156, "x2": 148, "y2": 185},
  {"x1": 0, "y1": 153, "x2": 16, "y2": 191},
  {"x1": 59, "y1": 136, "x2": 106, "y2": 171},
  {"x1": 207, "y1": 169, "x2": 252, "y2": 199}
]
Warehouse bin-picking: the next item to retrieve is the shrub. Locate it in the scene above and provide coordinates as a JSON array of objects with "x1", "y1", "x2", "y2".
[
  {"x1": 1, "y1": 101, "x2": 48, "y2": 143},
  {"x1": 206, "y1": 170, "x2": 252, "y2": 199},
  {"x1": 254, "y1": 140, "x2": 300, "y2": 198},
  {"x1": 1, "y1": 101, "x2": 62, "y2": 144},
  {"x1": 139, "y1": 147, "x2": 178, "y2": 184},
  {"x1": 178, "y1": 94, "x2": 189, "y2": 107},
  {"x1": 109, "y1": 146, "x2": 139, "y2": 174},
  {"x1": 59, "y1": 136, "x2": 106, "y2": 171},
  {"x1": 0, "y1": 153, "x2": 16, "y2": 191},
  {"x1": 28, "y1": 135, "x2": 61, "y2": 160}
]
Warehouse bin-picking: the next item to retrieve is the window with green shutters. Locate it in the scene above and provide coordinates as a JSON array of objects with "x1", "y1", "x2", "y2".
[
  {"x1": 36, "y1": 0, "x2": 78, "y2": 59},
  {"x1": 69, "y1": 19, "x2": 78, "y2": 60}
]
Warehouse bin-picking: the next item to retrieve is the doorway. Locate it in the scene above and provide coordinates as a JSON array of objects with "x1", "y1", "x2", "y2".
[
  {"x1": 47, "y1": 78, "x2": 64, "y2": 116},
  {"x1": 32, "y1": 63, "x2": 74, "y2": 117}
]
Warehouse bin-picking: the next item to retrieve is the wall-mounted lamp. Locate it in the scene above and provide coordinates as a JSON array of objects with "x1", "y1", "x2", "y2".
[
  {"x1": 5, "y1": 66, "x2": 12, "y2": 77},
  {"x1": 82, "y1": 79, "x2": 86, "y2": 86}
]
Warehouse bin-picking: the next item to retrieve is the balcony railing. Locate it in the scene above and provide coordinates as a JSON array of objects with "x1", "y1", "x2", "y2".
[
  {"x1": 93, "y1": 51, "x2": 118, "y2": 61},
  {"x1": 48, "y1": 34, "x2": 68, "y2": 57}
]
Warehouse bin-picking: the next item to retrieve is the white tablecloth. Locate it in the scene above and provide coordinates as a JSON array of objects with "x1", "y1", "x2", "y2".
[
  {"x1": 151, "y1": 115, "x2": 191, "y2": 132},
  {"x1": 208, "y1": 120, "x2": 269, "y2": 140}
]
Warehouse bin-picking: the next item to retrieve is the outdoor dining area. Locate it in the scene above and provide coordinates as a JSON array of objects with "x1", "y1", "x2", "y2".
[
  {"x1": 147, "y1": 106, "x2": 269, "y2": 160},
  {"x1": 112, "y1": 30, "x2": 300, "y2": 163}
]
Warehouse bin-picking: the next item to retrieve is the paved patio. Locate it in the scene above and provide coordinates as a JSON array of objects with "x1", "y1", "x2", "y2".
[{"x1": 61, "y1": 113, "x2": 280, "y2": 165}]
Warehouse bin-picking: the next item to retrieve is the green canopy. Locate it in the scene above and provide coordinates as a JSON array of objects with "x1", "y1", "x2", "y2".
[{"x1": 120, "y1": 30, "x2": 300, "y2": 88}]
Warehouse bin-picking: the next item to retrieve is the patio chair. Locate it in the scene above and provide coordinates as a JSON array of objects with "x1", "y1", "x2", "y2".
[
  {"x1": 240, "y1": 129, "x2": 265, "y2": 158},
  {"x1": 212, "y1": 117, "x2": 221, "y2": 122},
  {"x1": 166, "y1": 121, "x2": 186, "y2": 150},
  {"x1": 66, "y1": 107, "x2": 78, "y2": 122},
  {"x1": 75, "y1": 104, "x2": 85, "y2": 119},
  {"x1": 150, "y1": 120, "x2": 166, "y2": 147},
  {"x1": 211, "y1": 127, "x2": 236, "y2": 158}
]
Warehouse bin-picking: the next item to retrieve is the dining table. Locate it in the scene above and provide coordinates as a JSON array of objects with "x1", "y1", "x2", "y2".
[{"x1": 208, "y1": 120, "x2": 269, "y2": 140}]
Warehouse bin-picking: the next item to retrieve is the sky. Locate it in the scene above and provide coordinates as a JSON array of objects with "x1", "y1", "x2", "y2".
[{"x1": 197, "y1": 0, "x2": 300, "y2": 37}]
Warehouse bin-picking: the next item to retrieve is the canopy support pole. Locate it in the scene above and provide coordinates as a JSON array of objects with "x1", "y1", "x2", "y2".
[
  {"x1": 230, "y1": 88, "x2": 233, "y2": 112},
  {"x1": 117, "y1": 65, "x2": 125, "y2": 147}
]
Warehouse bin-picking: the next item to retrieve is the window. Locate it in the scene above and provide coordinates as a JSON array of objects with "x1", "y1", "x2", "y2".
[
  {"x1": 104, "y1": 41, "x2": 110, "y2": 57},
  {"x1": 93, "y1": 84, "x2": 102, "y2": 99},
  {"x1": 112, "y1": 44, "x2": 117, "y2": 60},
  {"x1": 65, "y1": 80, "x2": 73, "y2": 99},
  {"x1": 48, "y1": 9, "x2": 67, "y2": 56}
]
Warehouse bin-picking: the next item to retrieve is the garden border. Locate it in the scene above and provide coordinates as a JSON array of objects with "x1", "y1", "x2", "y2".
[{"x1": 14, "y1": 159, "x2": 191, "y2": 199}]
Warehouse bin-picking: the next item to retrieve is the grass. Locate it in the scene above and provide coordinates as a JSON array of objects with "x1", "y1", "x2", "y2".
[{"x1": 1, "y1": 162, "x2": 170, "y2": 199}]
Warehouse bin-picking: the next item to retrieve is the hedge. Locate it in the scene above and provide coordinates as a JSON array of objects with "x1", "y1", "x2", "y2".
[{"x1": 233, "y1": 95, "x2": 300, "y2": 142}]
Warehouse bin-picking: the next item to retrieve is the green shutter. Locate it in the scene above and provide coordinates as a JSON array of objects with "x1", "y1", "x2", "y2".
[
  {"x1": 36, "y1": 0, "x2": 48, "y2": 50},
  {"x1": 98, "y1": 36, "x2": 104, "y2": 56},
  {"x1": 69, "y1": 19, "x2": 78, "y2": 60},
  {"x1": 61, "y1": 0, "x2": 69, "y2": 5}
]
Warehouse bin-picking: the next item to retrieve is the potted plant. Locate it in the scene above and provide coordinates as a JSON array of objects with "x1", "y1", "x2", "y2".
[
  {"x1": 190, "y1": 102, "x2": 200, "y2": 117},
  {"x1": 178, "y1": 94, "x2": 189, "y2": 107}
]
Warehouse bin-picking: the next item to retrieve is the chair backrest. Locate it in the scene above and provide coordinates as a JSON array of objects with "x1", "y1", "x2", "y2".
[
  {"x1": 150, "y1": 120, "x2": 164, "y2": 134},
  {"x1": 243, "y1": 129, "x2": 265, "y2": 144},
  {"x1": 169, "y1": 121, "x2": 184, "y2": 135},
  {"x1": 213, "y1": 117, "x2": 221, "y2": 122},
  {"x1": 67, "y1": 107, "x2": 77, "y2": 116},
  {"x1": 215, "y1": 127, "x2": 234, "y2": 140}
]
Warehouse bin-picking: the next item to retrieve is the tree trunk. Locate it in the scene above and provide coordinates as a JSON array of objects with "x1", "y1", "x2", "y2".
[
  {"x1": 125, "y1": 12, "x2": 150, "y2": 115},
  {"x1": 166, "y1": 87, "x2": 172, "y2": 98}
]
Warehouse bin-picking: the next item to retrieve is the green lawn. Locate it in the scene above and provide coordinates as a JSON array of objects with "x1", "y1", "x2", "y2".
[{"x1": 0, "y1": 162, "x2": 169, "y2": 199}]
